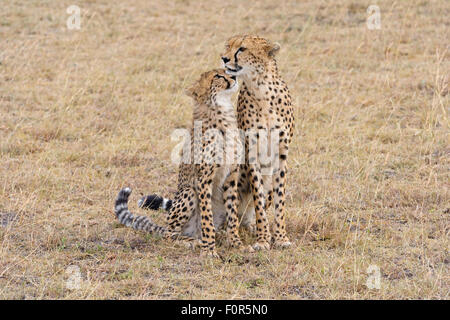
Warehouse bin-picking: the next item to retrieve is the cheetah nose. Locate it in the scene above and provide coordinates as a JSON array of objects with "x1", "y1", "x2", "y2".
[{"x1": 222, "y1": 56, "x2": 230, "y2": 64}]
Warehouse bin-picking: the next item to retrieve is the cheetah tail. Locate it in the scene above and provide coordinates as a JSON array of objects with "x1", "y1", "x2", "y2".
[
  {"x1": 114, "y1": 188, "x2": 167, "y2": 235},
  {"x1": 138, "y1": 194, "x2": 172, "y2": 211}
]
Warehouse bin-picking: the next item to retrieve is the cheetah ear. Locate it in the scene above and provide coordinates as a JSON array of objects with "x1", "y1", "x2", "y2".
[
  {"x1": 267, "y1": 42, "x2": 281, "y2": 57},
  {"x1": 185, "y1": 86, "x2": 197, "y2": 99}
]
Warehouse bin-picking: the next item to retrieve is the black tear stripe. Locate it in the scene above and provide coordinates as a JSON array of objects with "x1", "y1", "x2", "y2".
[
  {"x1": 234, "y1": 49, "x2": 240, "y2": 64},
  {"x1": 234, "y1": 47, "x2": 246, "y2": 64}
]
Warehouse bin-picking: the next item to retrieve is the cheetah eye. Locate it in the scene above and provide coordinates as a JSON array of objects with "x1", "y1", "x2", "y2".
[
  {"x1": 213, "y1": 74, "x2": 226, "y2": 85},
  {"x1": 212, "y1": 74, "x2": 230, "y2": 90},
  {"x1": 237, "y1": 47, "x2": 246, "y2": 53}
]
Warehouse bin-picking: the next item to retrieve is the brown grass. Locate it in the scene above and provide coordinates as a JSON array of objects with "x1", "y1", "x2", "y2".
[{"x1": 0, "y1": 0, "x2": 448, "y2": 299}]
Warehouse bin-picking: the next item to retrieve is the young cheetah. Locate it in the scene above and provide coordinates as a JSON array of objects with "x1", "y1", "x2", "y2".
[
  {"x1": 115, "y1": 69, "x2": 248, "y2": 258},
  {"x1": 221, "y1": 35, "x2": 294, "y2": 250}
]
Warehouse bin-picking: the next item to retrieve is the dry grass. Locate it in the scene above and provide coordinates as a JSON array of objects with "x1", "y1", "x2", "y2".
[{"x1": 0, "y1": 0, "x2": 449, "y2": 299}]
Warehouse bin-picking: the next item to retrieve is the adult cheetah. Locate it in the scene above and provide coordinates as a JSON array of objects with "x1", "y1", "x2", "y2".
[
  {"x1": 115, "y1": 69, "x2": 248, "y2": 258},
  {"x1": 221, "y1": 35, "x2": 294, "y2": 250}
]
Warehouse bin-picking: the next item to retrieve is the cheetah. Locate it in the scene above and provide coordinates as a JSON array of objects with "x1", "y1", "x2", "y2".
[
  {"x1": 114, "y1": 69, "x2": 248, "y2": 258},
  {"x1": 220, "y1": 35, "x2": 295, "y2": 250}
]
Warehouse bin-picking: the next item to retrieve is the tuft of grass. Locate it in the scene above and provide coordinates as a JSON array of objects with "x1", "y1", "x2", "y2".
[{"x1": 0, "y1": 0, "x2": 448, "y2": 299}]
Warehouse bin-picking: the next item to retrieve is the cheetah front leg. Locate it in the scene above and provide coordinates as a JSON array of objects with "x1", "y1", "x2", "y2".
[
  {"x1": 196, "y1": 166, "x2": 220, "y2": 258},
  {"x1": 272, "y1": 151, "x2": 291, "y2": 249},
  {"x1": 222, "y1": 166, "x2": 243, "y2": 249},
  {"x1": 248, "y1": 164, "x2": 271, "y2": 250},
  {"x1": 265, "y1": 189, "x2": 274, "y2": 212}
]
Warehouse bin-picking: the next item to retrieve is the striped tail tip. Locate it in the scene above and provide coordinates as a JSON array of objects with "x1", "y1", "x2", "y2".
[{"x1": 115, "y1": 187, "x2": 132, "y2": 217}]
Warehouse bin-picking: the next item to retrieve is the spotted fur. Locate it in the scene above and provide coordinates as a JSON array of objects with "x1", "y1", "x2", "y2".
[
  {"x1": 115, "y1": 69, "x2": 248, "y2": 258},
  {"x1": 221, "y1": 35, "x2": 294, "y2": 250}
]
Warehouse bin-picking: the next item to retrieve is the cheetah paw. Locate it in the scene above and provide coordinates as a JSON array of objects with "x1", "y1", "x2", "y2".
[
  {"x1": 273, "y1": 240, "x2": 292, "y2": 249},
  {"x1": 252, "y1": 241, "x2": 271, "y2": 251}
]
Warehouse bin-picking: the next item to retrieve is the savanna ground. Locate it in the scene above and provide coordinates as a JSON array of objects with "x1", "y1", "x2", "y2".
[{"x1": 0, "y1": 0, "x2": 448, "y2": 299}]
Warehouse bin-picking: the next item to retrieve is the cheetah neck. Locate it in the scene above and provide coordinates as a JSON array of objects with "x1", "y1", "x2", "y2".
[
  {"x1": 215, "y1": 92, "x2": 234, "y2": 112},
  {"x1": 214, "y1": 95, "x2": 238, "y2": 129},
  {"x1": 193, "y1": 95, "x2": 237, "y2": 131},
  {"x1": 241, "y1": 60, "x2": 281, "y2": 101}
]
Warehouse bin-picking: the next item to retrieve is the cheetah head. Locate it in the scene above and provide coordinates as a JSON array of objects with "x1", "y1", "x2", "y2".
[
  {"x1": 186, "y1": 69, "x2": 238, "y2": 105},
  {"x1": 221, "y1": 35, "x2": 280, "y2": 77}
]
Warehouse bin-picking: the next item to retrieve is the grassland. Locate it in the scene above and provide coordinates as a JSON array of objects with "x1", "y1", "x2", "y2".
[{"x1": 0, "y1": 0, "x2": 448, "y2": 299}]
